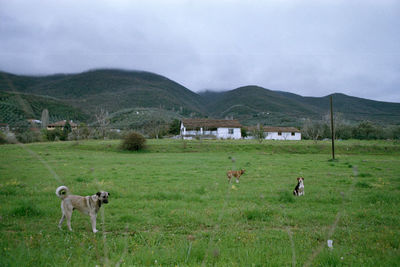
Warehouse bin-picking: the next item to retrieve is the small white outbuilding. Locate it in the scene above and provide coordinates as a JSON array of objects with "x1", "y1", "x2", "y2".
[
  {"x1": 247, "y1": 126, "x2": 301, "y2": 140},
  {"x1": 263, "y1": 126, "x2": 301, "y2": 140}
]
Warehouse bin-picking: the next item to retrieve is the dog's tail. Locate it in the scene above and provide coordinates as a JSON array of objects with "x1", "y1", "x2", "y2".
[{"x1": 56, "y1": 186, "x2": 69, "y2": 199}]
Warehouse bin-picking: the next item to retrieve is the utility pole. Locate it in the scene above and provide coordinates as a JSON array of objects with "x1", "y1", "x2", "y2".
[{"x1": 330, "y1": 95, "x2": 335, "y2": 160}]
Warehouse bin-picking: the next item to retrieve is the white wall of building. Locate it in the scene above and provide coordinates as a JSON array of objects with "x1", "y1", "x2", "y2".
[
  {"x1": 217, "y1": 127, "x2": 241, "y2": 139},
  {"x1": 265, "y1": 132, "x2": 301, "y2": 140},
  {"x1": 180, "y1": 123, "x2": 241, "y2": 139}
]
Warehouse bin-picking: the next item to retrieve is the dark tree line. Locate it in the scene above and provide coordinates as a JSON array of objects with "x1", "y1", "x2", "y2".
[{"x1": 302, "y1": 119, "x2": 400, "y2": 140}]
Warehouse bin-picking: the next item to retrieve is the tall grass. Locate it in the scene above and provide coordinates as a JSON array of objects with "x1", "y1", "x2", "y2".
[{"x1": 0, "y1": 139, "x2": 399, "y2": 266}]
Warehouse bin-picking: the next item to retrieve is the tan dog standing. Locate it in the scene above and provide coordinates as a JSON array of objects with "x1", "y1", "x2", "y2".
[
  {"x1": 226, "y1": 169, "x2": 245, "y2": 183},
  {"x1": 56, "y1": 186, "x2": 110, "y2": 233}
]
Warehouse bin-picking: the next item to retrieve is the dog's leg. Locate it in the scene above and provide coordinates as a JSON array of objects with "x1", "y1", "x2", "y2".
[
  {"x1": 65, "y1": 208, "x2": 73, "y2": 231},
  {"x1": 236, "y1": 178, "x2": 239, "y2": 183},
  {"x1": 58, "y1": 214, "x2": 65, "y2": 229},
  {"x1": 90, "y1": 213, "x2": 98, "y2": 233},
  {"x1": 58, "y1": 202, "x2": 65, "y2": 229}
]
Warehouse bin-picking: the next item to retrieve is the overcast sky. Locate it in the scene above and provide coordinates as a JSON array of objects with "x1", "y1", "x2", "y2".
[{"x1": 1, "y1": 0, "x2": 399, "y2": 102}]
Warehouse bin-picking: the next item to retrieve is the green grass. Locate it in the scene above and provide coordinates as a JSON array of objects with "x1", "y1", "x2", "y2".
[{"x1": 1, "y1": 139, "x2": 400, "y2": 266}]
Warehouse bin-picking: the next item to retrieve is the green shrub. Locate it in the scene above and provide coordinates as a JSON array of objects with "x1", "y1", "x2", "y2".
[
  {"x1": 60, "y1": 120, "x2": 72, "y2": 141},
  {"x1": 121, "y1": 131, "x2": 146, "y2": 151},
  {"x1": 168, "y1": 119, "x2": 181, "y2": 135},
  {"x1": 16, "y1": 130, "x2": 42, "y2": 143},
  {"x1": 0, "y1": 131, "x2": 7, "y2": 144},
  {"x1": 241, "y1": 127, "x2": 248, "y2": 138},
  {"x1": 106, "y1": 129, "x2": 122, "y2": 140},
  {"x1": 43, "y1": 128, "x2": 63, "y2": 141}
]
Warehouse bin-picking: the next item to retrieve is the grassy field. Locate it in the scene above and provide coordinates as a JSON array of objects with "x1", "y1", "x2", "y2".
[{"x1": 0, "y1": 139, "x2": 399, "y2": 266}]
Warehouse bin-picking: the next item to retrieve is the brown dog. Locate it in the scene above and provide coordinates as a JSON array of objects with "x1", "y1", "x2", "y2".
[{"x1": 226, "y1": 169, "x2": 245, "y2": 183}]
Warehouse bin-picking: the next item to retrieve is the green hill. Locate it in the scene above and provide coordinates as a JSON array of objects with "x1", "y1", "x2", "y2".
[
  {"x1": 274, "y1": 91, "x2": 400, "y2": 125},
  {"x1": 200, "y1": 86, "x2": 321, "y2": 126},
  {"x1": 0, "y1": 91, "x2": 88, "y2": 125},
  {"x1": 1, "y1": 69, "x2": 400, "y2": 127},
  {"x1": 0, "y1": 69, "x2": 205, "y2": 116},
  {"x1": 108, "y1": 107, "x2": 182, "y2": 130},
  {"x1": 200, "y1": 87, "x2": 400, "y2": 126}
]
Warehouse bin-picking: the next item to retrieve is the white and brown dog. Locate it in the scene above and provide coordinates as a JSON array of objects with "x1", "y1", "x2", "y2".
[
  {"x1": 56, "y1": 186, "x2": 110, "y2": 233},
  {"x1": 293, "y1": 177, "x2": 305, "y2": 196}
]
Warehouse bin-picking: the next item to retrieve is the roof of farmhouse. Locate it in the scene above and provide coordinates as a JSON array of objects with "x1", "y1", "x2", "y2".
[
  {"x1": 182, "y1": 119, "x2": 242, "y2": 129},
  {"x1": 264, "y1": 126, "x2": 300, "y2": 133},
  {"x1": 247, "y1": 126, "x2": 301, "y2": 133}
]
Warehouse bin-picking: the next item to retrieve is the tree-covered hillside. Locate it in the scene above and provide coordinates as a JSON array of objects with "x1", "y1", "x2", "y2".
[
  {"x1": 0, "y1": 91, "x2": 88, "y2": 125},
  {"x1": 0, "y1": 69, "x2": 204, "y2": 116},
  {"x1": 1, "y1": 69, "x2": 400, "y2": 127}
]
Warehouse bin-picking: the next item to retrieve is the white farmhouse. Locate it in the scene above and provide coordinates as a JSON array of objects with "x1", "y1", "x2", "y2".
[
  {"x1": 180, "y1": 119, "x2": 242, "y2": 139},
  {"x1": 263, "y1": 126, "x2": 301, "y2": 140}
]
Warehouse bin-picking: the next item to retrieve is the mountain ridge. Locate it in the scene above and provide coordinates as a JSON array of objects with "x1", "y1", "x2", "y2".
[{"x1": 1, "y1": 69, "x2": 399, "y2": 126}]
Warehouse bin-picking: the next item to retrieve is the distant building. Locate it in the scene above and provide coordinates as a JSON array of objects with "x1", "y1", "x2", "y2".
[
  {"x1": 47, "y1": 120, "x2": 78, "y2": 131},
  {"x1": 27, "y1": 119, "x2": 42, "y2": 125},
  {"x1": 180, "y1": 119, "x2": 242, "y2": 139},
  {"x1": 248, "y1": 126, "x2": 301, "y2": 140},
  {"x1": 27, "y1": 119, "x2": 42, "y2": 131},
  {"x1": 263, "y1": 126, "x2": 301, "y2": 140}
]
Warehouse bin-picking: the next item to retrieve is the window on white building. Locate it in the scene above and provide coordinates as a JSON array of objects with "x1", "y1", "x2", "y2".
[
  {"x1": 291, "y1": 132, "x2": 295, "y2": 136},
  {"x1": 278, "y1": 132, "x2": 282, "y2": 136},
  {"x1": 228, "y1": 129, "x2": 234, "y2": 134}
]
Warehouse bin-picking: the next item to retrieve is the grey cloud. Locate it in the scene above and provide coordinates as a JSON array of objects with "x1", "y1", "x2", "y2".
[{"x1": 0, "y1": 0, "x2": 399, "y2": 102}]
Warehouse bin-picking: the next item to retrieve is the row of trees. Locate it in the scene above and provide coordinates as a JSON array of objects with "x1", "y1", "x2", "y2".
[
  {"x1": 302, "y1": 119, "x2": 400, "y2": 140},
  {"x1": 3, "y1": 119, "x2": 400, "y2": 145},
  {"x1": 0, "y1": 120, "x2": 178, "y2": 144},
  {"x1": 2, "y1": 107, "x2": 400, "y2": 144},
  {"x1": 0, "y1": 123, "x2": 123, "y2": 144}
]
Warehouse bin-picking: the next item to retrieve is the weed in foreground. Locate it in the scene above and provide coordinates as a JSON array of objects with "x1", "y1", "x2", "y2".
[
  {"x1": 11, "y1": 201, "x2": 42, "y2": 217},
  {"x1": 278, "y1": 190, "x2": 295, "y2": 203},
  {"x1": 243, "y1": 209, "x2": 274, "y2": 221},
  {"x1": 355, "y1": 181, "x2": 372, "y2": 188}
]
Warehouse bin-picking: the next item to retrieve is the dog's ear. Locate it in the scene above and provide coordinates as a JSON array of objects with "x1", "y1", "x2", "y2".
[
  {"x1": 96, "y1": 192, "x2": 101, "y2": 197},
  {"x1": 297, "y1": 177, "x2": 300, "y2": 181},
  {"x1": 108, "y1": 192, "x2": 110, "y2": 196}
]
